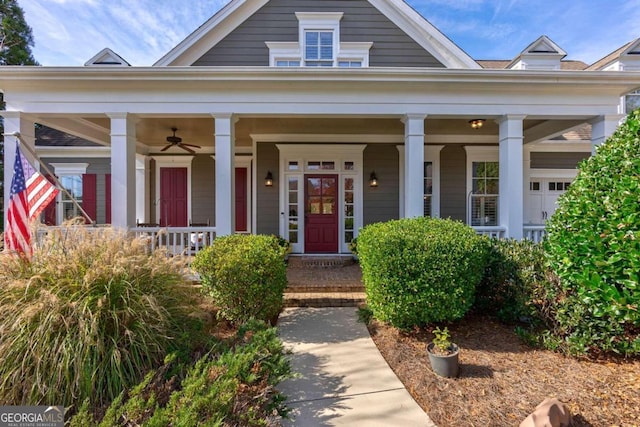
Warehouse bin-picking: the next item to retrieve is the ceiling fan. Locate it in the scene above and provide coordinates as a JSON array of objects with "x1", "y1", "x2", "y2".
[{"x1": 161, "y1": 127, "x2": 201, "y2": 154}]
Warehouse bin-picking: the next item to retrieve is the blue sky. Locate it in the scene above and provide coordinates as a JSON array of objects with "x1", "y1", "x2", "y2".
[{"x1": 20, "y1": 0, "x2": 640, "y2": 66}]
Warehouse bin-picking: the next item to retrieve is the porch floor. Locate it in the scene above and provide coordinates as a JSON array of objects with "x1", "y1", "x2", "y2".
[{"x1": 285, "y1": 256, "x2": 366, "y2": 307}]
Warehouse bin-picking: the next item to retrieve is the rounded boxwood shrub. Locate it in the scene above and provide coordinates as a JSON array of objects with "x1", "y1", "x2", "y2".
[
  {"x1": 357, "y1": 217, "x2": 486, "y2": 328},
  {"x1": 545, "y1": 109, "x2": 640, "y2": 356},
  {"x1": 192, "y1": 234, "x2": 287, "y2": 324}
]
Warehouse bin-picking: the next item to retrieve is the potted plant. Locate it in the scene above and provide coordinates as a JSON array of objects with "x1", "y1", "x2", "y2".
[
  {"x1": 348, "y1": 237, "x2": 358, "y2": 262},
  {"x1": 426, "y1": 327, "x2": 459, "y2": 378},
  {"x1": 273, "y1": 235, "x2": 292, "y2": 261}
]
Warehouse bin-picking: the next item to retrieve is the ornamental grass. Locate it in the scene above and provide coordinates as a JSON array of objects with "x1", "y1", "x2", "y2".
[{"x1": 0, "y1": 222, "x2": 202, "y2": 409}]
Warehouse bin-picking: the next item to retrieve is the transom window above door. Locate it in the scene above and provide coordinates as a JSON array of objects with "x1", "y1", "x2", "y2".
[{"x1": 266, "y1": 12, "x2": 372, "y2": 67}]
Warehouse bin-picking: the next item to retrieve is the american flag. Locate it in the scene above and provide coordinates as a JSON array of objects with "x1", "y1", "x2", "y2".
[{"x1": 4, "y1": 145, "x2": 59, "y2": 255}]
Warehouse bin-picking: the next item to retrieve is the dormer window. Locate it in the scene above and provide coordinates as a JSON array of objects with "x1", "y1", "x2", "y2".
[
  {"x1": 266, "y1": 12, "x2": 372, "y2": 68},
  {"x1": 305, "y1": 31, "x2": 334, "y2": 66}
]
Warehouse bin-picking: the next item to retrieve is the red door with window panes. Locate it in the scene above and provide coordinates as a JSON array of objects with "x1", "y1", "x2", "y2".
[{"x1": 304, "y1": 174, "x2": 338, "y2": 253}]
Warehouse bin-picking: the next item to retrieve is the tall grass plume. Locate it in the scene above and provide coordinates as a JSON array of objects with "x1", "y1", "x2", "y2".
[{"x1": 0, "y1": 222, "x2": 201, "y2": 409}]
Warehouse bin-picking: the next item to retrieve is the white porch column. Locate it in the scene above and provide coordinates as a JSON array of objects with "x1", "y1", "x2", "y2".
[
  {"x1": 213, "y1": 113, "x2": 236, "y2": 236},
  {"x1": 2, "y1": 112, "x2": 36, "y2": 224},
  {"x1": 497, "y1": 115, "x2": 525, "y2": 239},
  {"x1": 523, "y1": 146, "x2": 532, "y2": 224},
  {"x1": 108, "y1": 113, "x2": 136, "y2": 229},
  {"x1": 402, "y1": 114, "x2": 426, "y2": 218},
  {"x1": 590, "y1": 115, "x2": 621, "y2": 154},
  {"x1": 135, "y1": 154, "x2": 150, "y2": 223}
]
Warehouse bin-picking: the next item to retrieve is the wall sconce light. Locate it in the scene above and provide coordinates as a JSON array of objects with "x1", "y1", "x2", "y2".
[
  {"x1": 469, "y1": 119, "x2": 485, "y2": 130},
  {"x1": 264, "y1": 171, "x2": 273, "y2": 187},
  {"x1": 369, "y1": 171, "x2": 379, "y2": 187}
]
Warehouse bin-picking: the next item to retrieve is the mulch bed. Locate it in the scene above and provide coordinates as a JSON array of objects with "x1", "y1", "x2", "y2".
[{"x1": 368, "y1": 315, "x2": 640, "y2": 427}]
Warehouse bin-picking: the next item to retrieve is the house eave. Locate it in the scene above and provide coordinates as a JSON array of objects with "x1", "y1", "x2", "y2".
[{"x1": 1, "y1": 66, "x2": 640, "y2": 87}]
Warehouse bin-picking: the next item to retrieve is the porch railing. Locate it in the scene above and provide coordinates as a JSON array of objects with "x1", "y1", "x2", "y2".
[
  {"x1": 473, "y1": 226, "x2": 507, "y2": 239},
  {"x1": 523, "y1": 225, "x2": 547, "y2": 243},
  {"x1": 130, "y1": 226, "x2": 217, "y2": 256},
  {"x1": 34, "y1": 225, "x2": 216, "y2": 256}
]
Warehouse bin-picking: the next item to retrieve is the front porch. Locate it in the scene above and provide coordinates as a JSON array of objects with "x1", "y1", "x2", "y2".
[{"x1": 2, "y1": 68, "x2": 627, "y2": 252}]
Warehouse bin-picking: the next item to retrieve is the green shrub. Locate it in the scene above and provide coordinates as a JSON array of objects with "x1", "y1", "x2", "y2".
[
  {"x1": 70, "y1": 321, "x2": 292, "y2": 426},
  {"x1": 357, "y1": 217, "x2": 486, "y2": 328},
  {"x1": 476, "y1": 238, "x2": 550, "y2": 324},
  {"x1": 192, "y1": 234, "x2": 288, "y2": 324},
  {"x1": 545, "y1": 109, "x2": 640, "y2": 356},
  {"x1": 0, "y1": 225, "x2": 202, "y2": 409}
]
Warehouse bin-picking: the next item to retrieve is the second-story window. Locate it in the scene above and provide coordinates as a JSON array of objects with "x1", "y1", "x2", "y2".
[{"x1": 305, "y1": 31, "x2": 333, "y2": 67}]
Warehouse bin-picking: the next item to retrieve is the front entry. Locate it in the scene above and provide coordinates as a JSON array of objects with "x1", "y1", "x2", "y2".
[
  {"x1": 304, "y1": 174, "x2": 338, "y2": 253},
  {"x1": 159, "y1": 167, "x2": 187, "y2": 226}
]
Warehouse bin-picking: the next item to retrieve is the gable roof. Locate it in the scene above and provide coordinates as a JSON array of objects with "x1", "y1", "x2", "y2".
[
  {"x1": 154, "y1": 0, "x2": 480, "y2": 69},
  {"x1": 587, "y1": 38, "x2": 640, "y2": 70},
  {"x1": 506, "y1": 35, "x2": 566, "y2": 69},
  {"x1": 85, "y1": 48, "x2": 130, "y2": 66}
]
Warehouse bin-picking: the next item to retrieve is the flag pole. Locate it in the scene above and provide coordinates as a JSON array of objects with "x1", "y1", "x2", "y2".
[{"x1": 6, "y1": 133, "x2": 96, "y2": 226}]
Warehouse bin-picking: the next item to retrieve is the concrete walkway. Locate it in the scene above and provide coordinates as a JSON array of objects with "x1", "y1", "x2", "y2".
[{"x1": 277, "y1": 307, "x2": 436, "y2": 426}]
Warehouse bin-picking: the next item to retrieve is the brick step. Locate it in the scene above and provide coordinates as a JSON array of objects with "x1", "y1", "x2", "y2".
[
  {"x1": 284, "y1": 292, "x2": 366, "y2": 308},
  {"x1": 286, "y1": 284, "x2": 365, "y2": 293},
  {"x1": 287, "y1": 255, "x2": 355, "y2": 269}
]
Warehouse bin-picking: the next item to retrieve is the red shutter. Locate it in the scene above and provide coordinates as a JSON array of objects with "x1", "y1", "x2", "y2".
[
  {"x1": 235, "y1": 168, "x2": 247, "y2": 232},
  {"x1": 43, "y1": 174, "x2": 57, "y2": 225},
  {"x1": 82, "y1": 174, "x2": 97, "y2": 224},
  {"x1": 105, "y1": 174, "x2": 111, "y2": 224}
]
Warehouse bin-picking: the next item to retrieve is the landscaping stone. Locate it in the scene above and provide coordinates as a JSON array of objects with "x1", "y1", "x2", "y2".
[{"x1": 519, "y1": 398, "x2": 572, "y2": 427}]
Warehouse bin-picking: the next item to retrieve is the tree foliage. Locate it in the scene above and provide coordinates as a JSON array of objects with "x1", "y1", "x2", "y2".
[
  {"x1": 0, "y1": 0, "x2": 38, "y2": 66},
  {"x1": 1, "y1": 0, "x2": 39, "y2": 230}
]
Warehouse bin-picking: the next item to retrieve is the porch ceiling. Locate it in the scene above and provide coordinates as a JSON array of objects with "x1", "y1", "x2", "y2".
[{"x1": 34, "y1": 115, "x2": 590, "y2": 152}]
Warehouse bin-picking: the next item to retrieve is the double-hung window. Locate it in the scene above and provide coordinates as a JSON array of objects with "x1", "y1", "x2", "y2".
[
  {"x1": 305, "y1": 31, "x2": 334, "y2": 66},
  {"x1": 60, "y1": 175, "x2": 83, "y2": 220},
  {"x1": 625, "y1": 89, "x2": 640, "y2": 114},
  {"x1": 470, "y1": 161, "x2": 499, "y2": 226}
]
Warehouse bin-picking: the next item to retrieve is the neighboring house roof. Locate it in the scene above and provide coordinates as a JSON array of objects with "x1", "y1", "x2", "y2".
[
  {"x1": 36, "y1": 125, "x2": 102, "y2": 147},
  {"x1": 477, "y1": 60, "x2": 588, "y2": 70},
  {"x1": 586, "y1": 38, "x2": 640, "y2": 70},
  {"x1": 551, "y1": 124, "x2": 592, "y2": 141},
  {"x1": 153, "y1": 0, "x2": 480, "y2": 69},
  {"x1": 84, "y1": 48, "x2": 131, "y2": 66}
]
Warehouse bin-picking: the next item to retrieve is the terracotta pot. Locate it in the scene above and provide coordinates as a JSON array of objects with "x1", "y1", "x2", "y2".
[{"x1": 427, "y1": 342, "x2": 459, "y2": 378}]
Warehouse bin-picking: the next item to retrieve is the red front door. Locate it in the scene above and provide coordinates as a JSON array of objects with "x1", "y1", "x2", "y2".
[
  {"x1": 305, "y1": 174, "x2": 338, "y2": 253},
  {"x1": 159, "y1": 167, "x2": 187, "y2": 226}
]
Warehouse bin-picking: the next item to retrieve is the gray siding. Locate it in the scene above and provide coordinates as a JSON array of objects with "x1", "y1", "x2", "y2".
[
  {"x1": 191, "y1": 154, "x2": 215, "y2": 225},
  {"x1": 531, "y1": 152, "x2": 589, "y2": 169},
  {"x1": 194, "y1": 0, "x2": 444, "y2": 68},
  {"x1": 439, "y1": 144, "x2": 466, "y2": 222},
  {"x1": 363, "y1": 144, "x2": 399, "y2": 226},
  {"x1": 42, "y1": 157, "x2": 111, "y2": 224},
  {"x1": 257, "y1": 143, "x2": 280, "y2": 235}
]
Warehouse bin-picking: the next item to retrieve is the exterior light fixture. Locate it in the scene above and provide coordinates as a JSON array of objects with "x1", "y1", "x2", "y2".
[
  {"x1": 369, "y1": 171, "x2": 379, "y2": 187},
  {"x1": 469, "y1": 119, "x2": 485, "y2": 130},
  {"x1": 264, "y1": 171, "x2": 273, "y2": 187}
]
